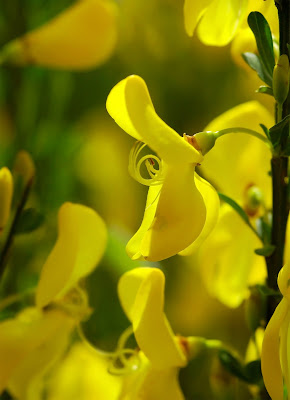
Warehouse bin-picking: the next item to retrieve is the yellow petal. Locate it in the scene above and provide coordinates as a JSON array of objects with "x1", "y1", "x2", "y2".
[
  {"x1": 141, "y1": 164, "x2": 206, "y2": 261},
  {"x1": 199, "y1": 204, "x2": 266, "y2": 307},
  {"x1": 0, "y1": 308, "x2": 74, "y2": 395},
  {"x1": 261, "y1": 298, "x2": 288, "y2": 400},
  {"x1": 197, "y1": 0, "x2": 248, "y2": 46},
  {"x1": 106, "y1": 75, "x2": 203, "y2": 165},
  {"x1": 179, "y1": 173, "x2": 219, "y2": 256},
  {"x1": 278, "y1": 262, "x2": 290, "y2": 300},
  {"x1": 118, "y1": 268, "x2": 186, "y2": 369},
  {"x1": 126, "y1": 184, "x2": 162, "y2": 260},
  {"x1": 183, "y1": 0, "x2": 213, "y2": 37},
  {"x1": 36, "y1": 202, "x2": 107, "y2": 308},
  {"x1": 47, "y1": 343, "x2": 121, "y2": 400},
  {"x1": 2, "y1": 0, "x2": 118, "y2": 70},
  {"x1": 201, "y1": 101, "x2": 273, "y2": 206},
  {"x1": 0, "y1": 167, "x2": 13, "y2": 232},
  {"x1": 8, "y1": 312, "x2": 74, "y2": 400}
]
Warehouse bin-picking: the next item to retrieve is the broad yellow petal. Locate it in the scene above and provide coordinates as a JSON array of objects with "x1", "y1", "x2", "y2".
[
  {"x1": 201, "y1": 101, "x2": 273, "y2": 205},
  {"x1": 36, "y1": 202, "x2": 107, "y2": 308},
  {"x1": 0, "y1": 308, "x2": 74, "y2": 395},
  {"x1": 2, "y1": 0, "x2": 118, "y2": 70},
  {"x1": 261, "y1": 298, "x2": 288, "y2": 400},
  {"x1": 8, "y1": 313, "x2": 73, "y2": 400},
  {"x1": 141, "y1": 164, "x2": 206, "y2": 261},
  {"x1": 47, "y1": 343, "x2": 121, "y2": 400},
  {"x1": 179, "y1": 173, "x2": 219, "y2": 256},
  {"x1": 197, "y1": 0, "x2": 248, "y2": 46},
  {"x1": 199, "y1": 204, "x2": 266, "y2": 307},
  {"x1": 106, "y1": 75, "x2": 203, "y2": 165},
  {"x1": 183, "y1": 0, "x2": 213, "y2": 37},
  {"x1": 126, "y1": 184, "x2": 162, "y2": 260},
  {"x1": 118, "y1": 268, "x2": 186, "y2": 369}
]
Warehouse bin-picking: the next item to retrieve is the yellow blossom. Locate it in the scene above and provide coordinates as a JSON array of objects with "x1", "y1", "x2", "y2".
[
  {"x1": 195, "y1": 101, "x2": 273, "y2": 307},
  {"x1": 0, "y1": 202, "x2": 107, "y2": 399},
  {"x1": 106, "y1": 75, "x2": 219, "y2": 262},
  {"x1": 261, "y1": 261, "x2": 290, "y2": 400},
  {"x1": 0, "y1": 0, "x2": 118, "y2": 70},
  {"x1": 117, "y1": 267, "x2": 205, "y2": 399}
]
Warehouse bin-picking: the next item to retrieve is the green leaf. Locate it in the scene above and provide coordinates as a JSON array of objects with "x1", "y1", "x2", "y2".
[
  {"x1": 255, "y1": 284, "x2": 282, "y2": 298},
  {"x1": 248, "y1": 12, "x2": 275, "y2": 84},
  {"x1": 259, "y1": 124, "x2": 271, "y2": 141},
  {"x1": 218, "y1": 350, "x2": 247, "y2": 382},
  {"x1": 218, "y1": 193, "x2": 261, "y2": 241},
  {"x1": 242, "y1": 52, "x2": 272, "y2": 86},
  {"x1": 254, "y1": 244, "x2": 276, "y2": 256},
  {"x1": 269, "y1": 114, "x2": 290, "y2": 150},
  {"x1": 15, "y1": 208, "x2": 45, "y2": 234},
  {"x1": 244, "y1": 360, "x2": 263, "y2": 385},
  {"x1": 256, "y1": 86, "x2": 273, "y2": 96}
]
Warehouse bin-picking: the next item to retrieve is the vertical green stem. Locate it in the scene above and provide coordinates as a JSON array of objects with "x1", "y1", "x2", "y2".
[
  {"x1": 261, "y1": 2, "x2": 290, "y2": 399},
  {"x1": 266, "y1": 0, "x2": 290, "y2": 292}
]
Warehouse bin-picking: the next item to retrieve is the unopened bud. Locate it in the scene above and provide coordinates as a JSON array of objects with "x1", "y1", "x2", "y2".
[
  {"x1": 13, "y1": 150, "x2": 35, "y2": 186},
  {"x1": 184, "y1": 131, "x2": 216, "y2": 155},
  {"x1": 273, "y1": 54, "x2": 289, "y2": 105},
  {"x1": 245, "y1": 287, "x2": 266, "y2": 332},
  {"x1": 244, "y1": 185, "x2": 263, "y2": 216},
  {"x1": 0, "y1": 167, "x2": 13, "y2": 232}
]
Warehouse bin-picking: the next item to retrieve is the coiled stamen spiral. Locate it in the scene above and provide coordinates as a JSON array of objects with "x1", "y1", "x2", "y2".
[{"x1": 129, "y1": 141, "x2": 163, "y2": 186}]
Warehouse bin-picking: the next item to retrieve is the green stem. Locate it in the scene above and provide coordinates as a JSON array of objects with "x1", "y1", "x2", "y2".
[
  {"x1": 0, "y1": 178, "x2": 33, "y2": 283},
  {"x1": 215, "y1": 127, "x2": 271, "y2": 146}
]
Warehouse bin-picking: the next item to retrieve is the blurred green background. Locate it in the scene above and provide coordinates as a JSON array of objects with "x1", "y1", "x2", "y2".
[{"x1": 0, "y1": 1, "x2": 273, "y2": 398}]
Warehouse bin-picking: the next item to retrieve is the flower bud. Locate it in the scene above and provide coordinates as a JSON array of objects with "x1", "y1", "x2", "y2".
[
  {"x1": 244, "y1": 185, "x2": 263, "y2": 217},
  {"x1": 13, "y1": 151, "x2": 35, "y2": 186},
  {"x1": 183, "y1": 131, "x2": 216, "y2": 155},
  {"x1": 0, "y1": 0, "x2": 118, "y2": 70},
  {"x1": 0, "y1": 167, "x2": 13, "y2": 232},
  {"x1": 245, "y1": 287, "x2": 266, "y2": 333},
  {"x1": 273, "y1": 54, "x2": 289, "y2": 105}
]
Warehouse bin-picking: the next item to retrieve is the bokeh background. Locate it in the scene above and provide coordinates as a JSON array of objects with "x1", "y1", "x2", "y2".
[{"x1": 0, "y1": 1, "x2": 275, "y2": 398}]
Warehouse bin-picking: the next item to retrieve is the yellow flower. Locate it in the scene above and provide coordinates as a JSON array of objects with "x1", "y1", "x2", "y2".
[
  {"x1": 0, "y1": 202, "x2": 107, "y2": 399},
  {"x1": 117, "y1": 267, "x2": 204, "y2": 400},
  {"x1": 46, "y1": 342, "x2": 121, "y2": 400},
  {"x1": 106, "y1": 75, "x2": 219, "y2": 262},
  {"x1": 184, "y1": 0, "x2": 278, "y2": 54},
  {"x1": 184, "y1": 0, "x2": 248, "y2": 46},
  {"x1": 0, "y1": 0, "x2": 118, "y2": 70},
  {"x1": 0, "y1": 167, "x2": 13, "y2": 233},
  {"x1": 261, "y1": 262, "x2": 290, "y2": 400},
  {"x1": 195, "y1": 101, "x2": 273, "y2": 307}
]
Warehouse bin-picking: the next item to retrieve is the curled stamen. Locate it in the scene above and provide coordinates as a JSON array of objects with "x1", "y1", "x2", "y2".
[
  {"x1": 129, "y1": 141, "x2": 164, "y2": 186},
  {"x1": 78, "y1": 323, "x2": 141, "y2": 376},
  {"x1": 108, "y1": 325, "x2": 141, "y2": 375}
]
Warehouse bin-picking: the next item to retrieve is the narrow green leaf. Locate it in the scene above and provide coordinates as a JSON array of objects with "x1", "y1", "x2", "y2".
[
  {"x1": 256, "y1": 86, "x2": 273, "y2": 96},
  {"x1": 255, "y1": 284, "x2": 282, "y2": 298},
  {"x1": 242, "y1": 52, "x2": 272, "y2": 86},
  {"x1": 259, "y1": 124, "x2": 271, "y2": 141},
  {"x1": 244, "y1": 360, "x2": 263, "y2": 385},
  {"x1": 218, "y1": 350, "x2": 247, "y2": 381},
  {"x1": 15, "y1": 208, "x2": 45, "y2": 234},
  {"x1": 254, "y1": 244, "x2": 276, "y2": 256},
  {"x1": 248, "y1": 12, "x2": 275, "y2": 84},
  {"x1": 218, "y1": 193, "x2": 261, "y2": 241},
  {"x1": 269, "y1": 114, "x2": 290, "y2": 150}
]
